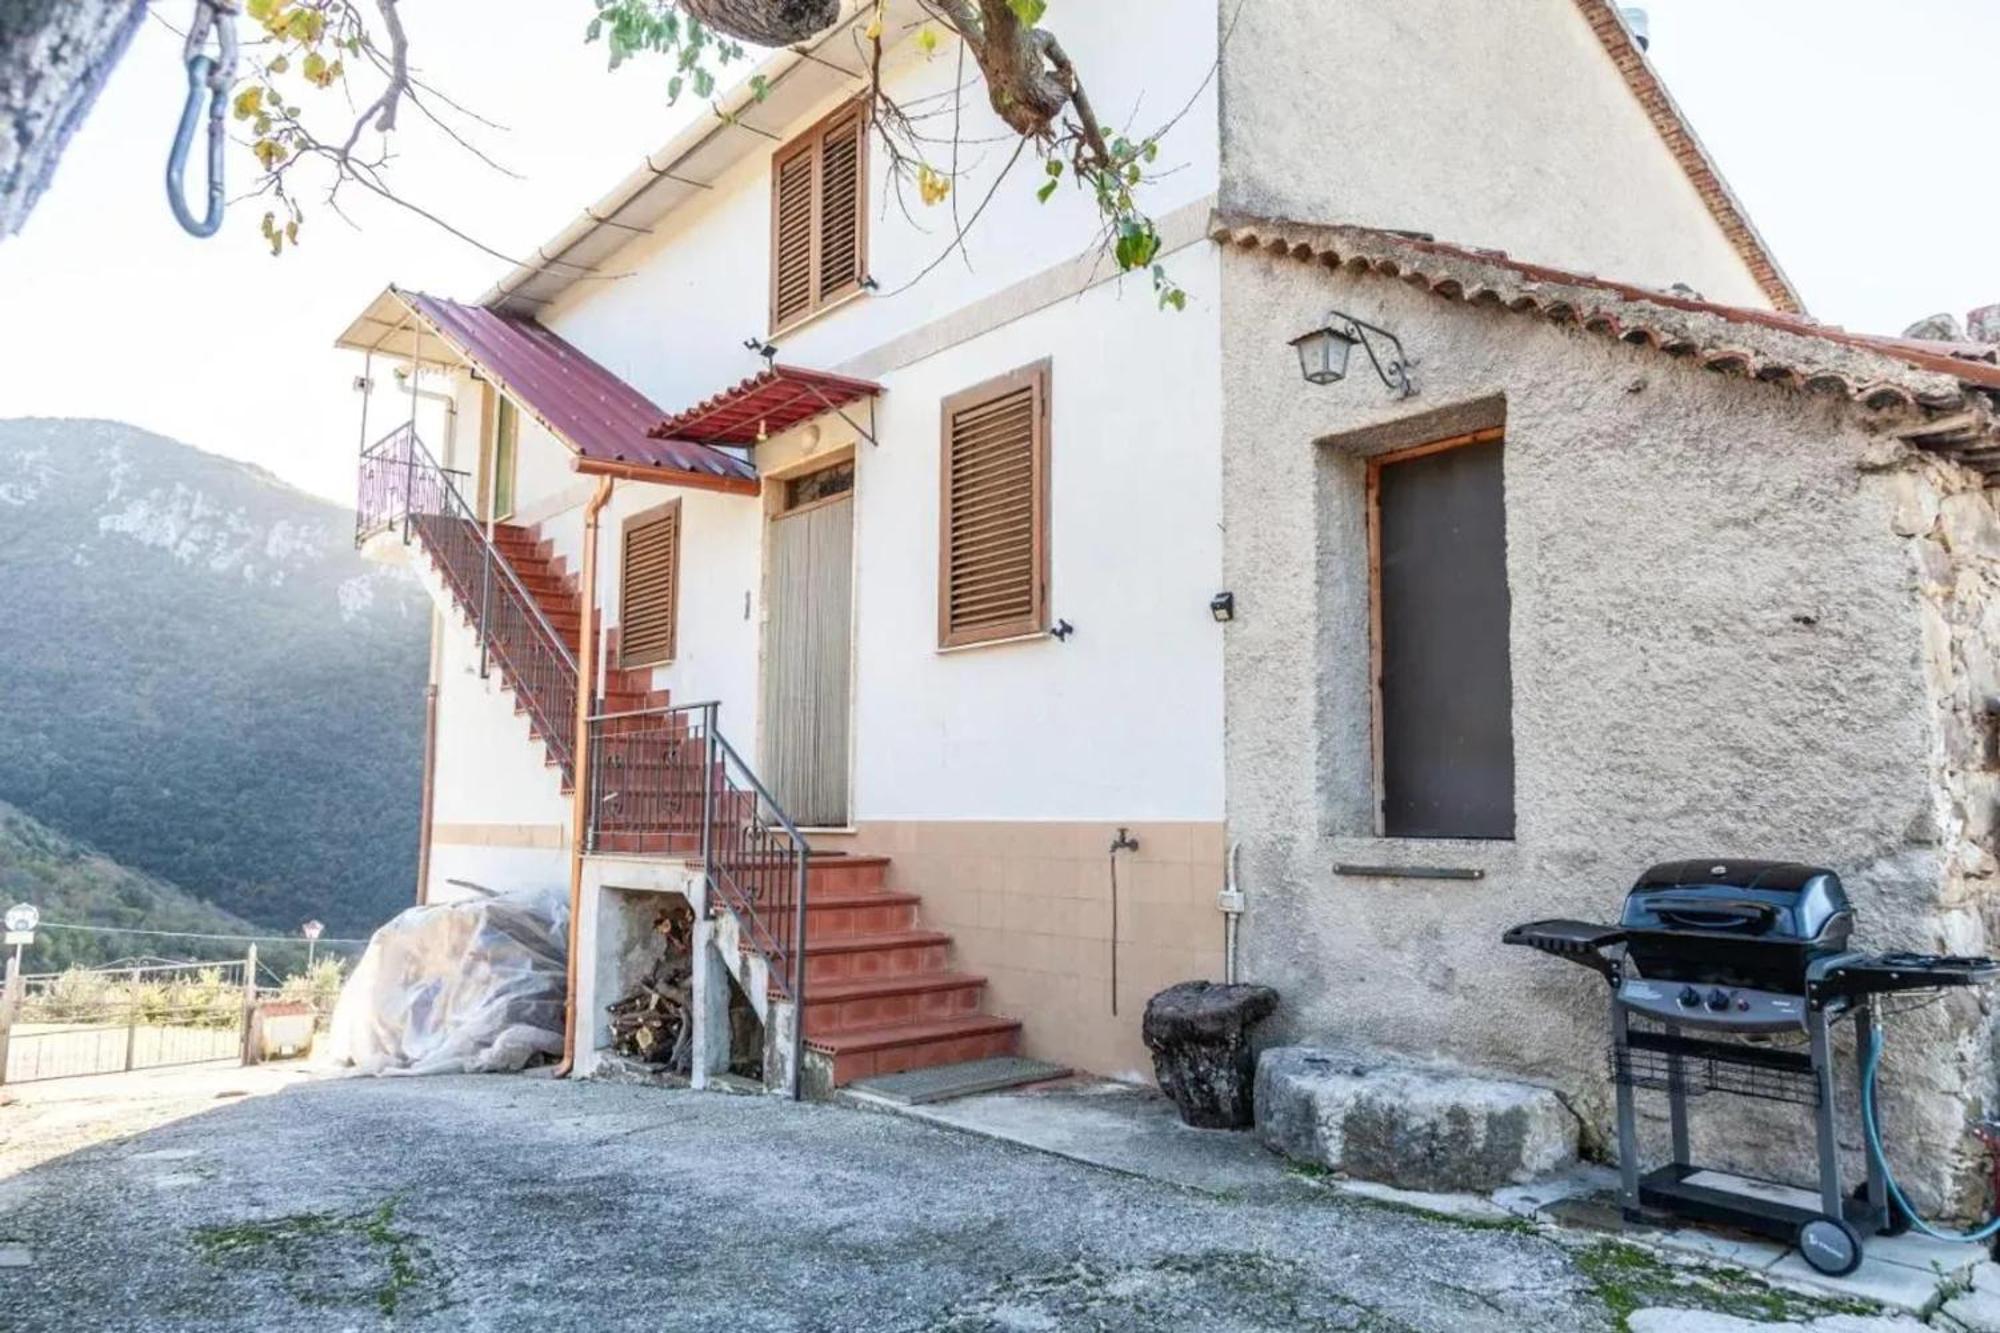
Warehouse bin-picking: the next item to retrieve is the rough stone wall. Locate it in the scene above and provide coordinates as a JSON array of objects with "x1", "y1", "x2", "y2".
[{"x1": 1219, "y1": 240, "x2": 2000, "y2": 1213}]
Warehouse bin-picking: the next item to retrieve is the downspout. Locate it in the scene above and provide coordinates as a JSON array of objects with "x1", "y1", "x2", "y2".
[
  {"x1": 413, "y1": 615, "x2": 442, "y2": 905},
  {"x1": 555, "y1": 475, "x2": 616, "y2": 1078},
  {"x1": 1220, "y1": 841, "x2": 1245, "y2": 984}
]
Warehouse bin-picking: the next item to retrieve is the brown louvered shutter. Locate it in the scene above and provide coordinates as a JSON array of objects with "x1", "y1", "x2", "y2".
[
  {"x1": 817, "y1": 108, "x2": 865, "y2": 303},
  {"x1": 769, "y1": 101, "x2": 869, "y2": 332},
  {"x1": 619, "y1": 501, "x2": 681, "y2": 669},
  {"x1": 939, "y1": 362, "x2": 1050, "y2": 648},
  {"x1": 770, "y1": 145, "x2": 817, "y2": 331}
]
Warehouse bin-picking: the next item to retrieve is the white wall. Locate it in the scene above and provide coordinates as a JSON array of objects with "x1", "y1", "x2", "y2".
[
  {"x1": 540, "y1": 0, "x2": 1222, "y2": 417},
  {"x1": 462, "y1": 2, "x2": 1233, "y2": 825},
  {"x1": 1220, "y1": 0, "x2": 1773, "y2": 309}
]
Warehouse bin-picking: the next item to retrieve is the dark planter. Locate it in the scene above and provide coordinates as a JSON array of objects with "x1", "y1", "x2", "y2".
[{"x1": 1142, "y1": 980, "x2": 1280, "y2": 1129}]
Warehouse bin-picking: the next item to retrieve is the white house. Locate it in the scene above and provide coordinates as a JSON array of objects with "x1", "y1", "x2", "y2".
[{"x1": 331, "y1": 0, "x2": 1807, "y2": 1094}]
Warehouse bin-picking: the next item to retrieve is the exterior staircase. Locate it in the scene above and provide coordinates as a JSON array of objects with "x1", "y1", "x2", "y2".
[{"x1": 361, "y1": 424, "x2": 1020, "y2": 1090}]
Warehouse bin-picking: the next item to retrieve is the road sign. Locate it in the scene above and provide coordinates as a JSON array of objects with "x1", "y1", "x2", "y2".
[
  {"x1": 3, "y1": 932, "x2": 30, "y2": 947},
  {"x1": 4, "y1": 904, "x2": 37, "y2": 934}
]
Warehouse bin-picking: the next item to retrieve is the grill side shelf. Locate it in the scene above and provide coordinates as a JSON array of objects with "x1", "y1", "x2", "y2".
[{"x1": 1502, "y1": 919, "x2": 1625, "y2": 977}]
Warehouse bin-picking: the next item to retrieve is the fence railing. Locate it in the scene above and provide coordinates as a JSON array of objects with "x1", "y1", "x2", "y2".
[
  {"x1": 0, "y1": 957, "x2": 254, "y2": 1084},
  {"x1": 586, "y1": 702, "x2": 810, "y2": 1075},
  {"x1": 357, "y1": 423, "x2": 581, "y2": 780}
]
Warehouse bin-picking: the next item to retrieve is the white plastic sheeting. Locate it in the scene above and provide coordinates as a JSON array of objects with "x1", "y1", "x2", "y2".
[{"x1": 330, "y1": 885, "x2": 568, "y2": 1076}]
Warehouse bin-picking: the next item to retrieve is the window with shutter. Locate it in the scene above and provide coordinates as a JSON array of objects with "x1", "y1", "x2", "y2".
[
  {"x1": 769, "y1": 103, "x2": 869, "y2": 333},
  {"x1": 619, "y1": 500, "x2": 681, "y2": 669},
  {"x1": 938, "y1": 361, "x2": 1050, "y2": 649}
]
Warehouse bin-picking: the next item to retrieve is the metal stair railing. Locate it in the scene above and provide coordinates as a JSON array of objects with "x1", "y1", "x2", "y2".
[
  {"x1": 585, "y1": 701, "x2": 811, "y2": 1090},
  {"x1": 357, "y1": 423, "x2": 581, "y2": 780}
]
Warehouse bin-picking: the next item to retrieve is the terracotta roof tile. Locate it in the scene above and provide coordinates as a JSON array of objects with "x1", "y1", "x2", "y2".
[
  {"x1": 1570, "y1": 0, "x2": 1803, "y2": 314},
  {"x1": 1211, "y1": 211, "x2": 2000, "y2": 420}
]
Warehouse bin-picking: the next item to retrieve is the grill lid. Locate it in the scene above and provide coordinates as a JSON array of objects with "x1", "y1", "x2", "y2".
[{"x1": 1622, "y1": 860, "x2": 1849, "y2": 947}]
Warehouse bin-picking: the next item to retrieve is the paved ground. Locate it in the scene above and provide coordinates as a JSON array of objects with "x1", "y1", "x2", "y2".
[{"x1": 0, "y1": 1067, "x2": 1905, "y2": 1332}]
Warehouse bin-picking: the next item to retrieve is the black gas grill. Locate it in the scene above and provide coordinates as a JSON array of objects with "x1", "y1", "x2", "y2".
[{"x1": 1507, "y1": 859, "x2": 1997, "y2": 1276}]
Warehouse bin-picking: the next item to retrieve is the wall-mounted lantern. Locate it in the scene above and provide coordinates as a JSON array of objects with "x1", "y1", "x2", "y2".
[
  {"x1": 1210, "y1": 592, "x2": 1236, "y2": 623},
  {"x1": 1290, "y1": 311, "x2": 1416, "y2": 398}
]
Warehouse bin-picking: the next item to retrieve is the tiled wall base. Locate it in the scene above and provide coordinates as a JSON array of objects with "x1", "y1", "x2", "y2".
[{"x1": 814, "y1": 820, "x2": 1227, "y2": 1081}]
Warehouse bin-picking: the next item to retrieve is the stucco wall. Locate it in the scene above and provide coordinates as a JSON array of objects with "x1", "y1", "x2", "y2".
[
  {"x1": 1219, "y1": 0, "x2": 1770, "y2": 308},
  {"x1": 1219, "y1": 242, "x2": 1996, "y2": 1209}
]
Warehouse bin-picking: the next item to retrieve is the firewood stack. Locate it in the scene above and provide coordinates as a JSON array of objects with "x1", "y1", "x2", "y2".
[{"x1": 607, "y1": 904, "x2": 696, "y2": 1072}]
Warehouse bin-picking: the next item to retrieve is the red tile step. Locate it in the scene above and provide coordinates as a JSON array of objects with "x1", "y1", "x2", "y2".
[
  {"x1": 800, "y1": 972, "x2": 988, "y2": 1037},
  {"x1": 802, "y1": 887, "x2": 922, "y2": 941},
  {"x1": 801, "y1": 930, "x2": 954, "y2": 985},
  {"x1": 805, "y1": 1015, "x2": 1022, "y2": 1085}
]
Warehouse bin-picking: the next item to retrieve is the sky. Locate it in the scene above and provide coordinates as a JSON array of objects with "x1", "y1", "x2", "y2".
[{"x1": 0, "y1": 0, "x2": 1995, "y2": 505}]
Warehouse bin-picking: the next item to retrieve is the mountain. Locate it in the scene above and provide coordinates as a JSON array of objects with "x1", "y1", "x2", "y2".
[
  {"x1": 0, "y1": 801, "x2": 289, "y2": 973},
  {"x1": 0, "y1": 418, "x2": 430, "y2": 936}
]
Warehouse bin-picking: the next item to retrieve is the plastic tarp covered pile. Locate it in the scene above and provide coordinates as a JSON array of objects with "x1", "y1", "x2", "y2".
[{"x1": 330, "y1": 885, "x2": 568, "y2": 1076}]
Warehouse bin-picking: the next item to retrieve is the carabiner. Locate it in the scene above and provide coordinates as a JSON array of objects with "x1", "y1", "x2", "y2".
[{"x1": 166, "y1": 1, "x2": 238, "y2": 238}]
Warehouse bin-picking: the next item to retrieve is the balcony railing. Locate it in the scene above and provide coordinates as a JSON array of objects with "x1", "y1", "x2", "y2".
[{"x1": 357, "y1": 423, "x2": 580, "y2": 780}]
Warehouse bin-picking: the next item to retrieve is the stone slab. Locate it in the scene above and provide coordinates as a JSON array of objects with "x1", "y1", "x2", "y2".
[
  {"x1": 1630, "y1": 1310, "x2": 1925, "y2": 1333},
  {"x1": 0, "y1": 1247, "x2": 30, "y2": 1270},
  {"x1": 1768, "y1": 1250, "x2": 1952, "y2": 1316},
  {"x1": 849, "y1": 1056, "x2": 1071, "y2": 1106},
  {"x1": 1255, "y1": 1045, "x2": 1578, "y2": 1192}
]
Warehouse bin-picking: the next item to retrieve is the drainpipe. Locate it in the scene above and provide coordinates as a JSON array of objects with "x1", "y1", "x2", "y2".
[
  {"x1": 555, "y1": 475, "x2": 616, "y2": 1078},
  {"x1": 1219, "y1": 841, "x2": 1245, "y2": 984}
]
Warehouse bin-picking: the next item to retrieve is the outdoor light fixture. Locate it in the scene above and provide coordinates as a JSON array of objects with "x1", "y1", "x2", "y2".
[
  {"x1": 1290, "y1": 311, "x2": 1416, "y2": 398},
  {"x1": 1210, "y1": 591, "x2": 1236, "y2": 622}
]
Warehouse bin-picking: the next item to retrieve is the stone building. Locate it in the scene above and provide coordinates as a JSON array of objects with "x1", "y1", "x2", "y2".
[{"x1": 1213, "y1": 213, "x2": 2000, "y2": 1212}]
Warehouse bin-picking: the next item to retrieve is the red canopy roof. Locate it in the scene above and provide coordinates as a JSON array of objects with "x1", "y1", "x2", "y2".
[
  {"x1": 649, "y1": 365, "x2": 882, "y2": 446},
  {"x1": 396, "y1": 290, "x2": 759, "y2": 494}
]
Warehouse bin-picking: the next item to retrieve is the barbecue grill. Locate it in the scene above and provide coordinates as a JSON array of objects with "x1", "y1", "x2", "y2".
[{"x1": 1507, "y1": 859, "x2": 1998, "y2": 1276}]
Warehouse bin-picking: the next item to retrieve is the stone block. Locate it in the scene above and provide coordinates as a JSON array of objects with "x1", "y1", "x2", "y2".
[
  {"x1": 1254, "y1": 1045, "x2": 1578, "y2": 1192},
  {"x1": 1939, "y1": 493, "x2": 2000, "y2": 559},
  {"x1": 1940, "y1": 1262, "x2": 2000, "y2": 1332},
  {"x1": 1141, "y1": 980, "x2": 1279, "y2": 1129}
]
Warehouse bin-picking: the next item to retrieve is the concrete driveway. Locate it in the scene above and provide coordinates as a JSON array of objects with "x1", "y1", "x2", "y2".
[{"x1": 0, "y1": 1070, "x2": 1895, "y2": 1331}]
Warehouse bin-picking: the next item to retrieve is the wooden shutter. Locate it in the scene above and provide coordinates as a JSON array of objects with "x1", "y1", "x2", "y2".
[
  {"x1": 771, "y1": 147, "x2": 816, "y2": 331},
  {"x1": 939, "y1": 361, "x2": 1050, "y2": 648},
  {"x1": 768, "y1": 101, "x2": 869, "y2": 332},
  {"x1": 619, "y1": 500, "x2": 681, "y2": 669},
  {"x1": 817, "y1": 108, "x2": 865, "y2": 303}
]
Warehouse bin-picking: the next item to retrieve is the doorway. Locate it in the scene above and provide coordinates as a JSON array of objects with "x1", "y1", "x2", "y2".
[{"x1": 761, "y1": 458, "x2": 855, "y2": 827}]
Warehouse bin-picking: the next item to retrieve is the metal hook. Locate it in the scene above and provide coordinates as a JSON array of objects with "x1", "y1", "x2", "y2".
[{"x1": 167, "y1": 1, "x2": 238, "y2": 238}]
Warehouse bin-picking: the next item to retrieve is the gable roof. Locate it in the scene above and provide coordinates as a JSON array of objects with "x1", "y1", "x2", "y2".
[
  {"x1": 1211, "y1": 211, "x2": 2000, "y2": 473},
  {"x1": 334, "y1": 288, "x2": 759, "y2": 494},
  {"x1": 1571, "y1": 0, "x2": 1801, "y2": 315},
  {"x1": 478, "y1": 2, "x2": 1799, "y2": 320}
]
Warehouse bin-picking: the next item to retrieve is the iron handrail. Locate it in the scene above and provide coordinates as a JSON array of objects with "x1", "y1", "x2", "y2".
[
  {"x1": 584, "y1": 700, "x2": 811, "y2": 1091},
  {"x1": 355, "y1": 425, "x2": 578, "y2": 676},
  {"x1": 357, "y1": 422, "x2": 583, "y2": 779}
]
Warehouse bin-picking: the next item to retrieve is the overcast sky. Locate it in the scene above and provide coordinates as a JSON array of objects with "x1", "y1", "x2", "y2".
[{"x1": 0, "y1": 0, "x2": 1993, "y2": 504}]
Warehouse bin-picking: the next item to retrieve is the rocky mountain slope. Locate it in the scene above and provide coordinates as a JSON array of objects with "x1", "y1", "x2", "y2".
[{"x1": 0, "y1": 418, "x2": 429, "y2": 936}]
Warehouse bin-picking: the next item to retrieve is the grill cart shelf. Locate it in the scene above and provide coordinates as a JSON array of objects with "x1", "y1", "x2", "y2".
[{"x1": 1506, "y1": 860, "x2": 1998, "y2": 1277}]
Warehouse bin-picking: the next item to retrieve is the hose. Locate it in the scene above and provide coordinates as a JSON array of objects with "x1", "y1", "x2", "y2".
[{"x1": 1860, "y1": 1024, "x2": 2000, "y2": 1242}]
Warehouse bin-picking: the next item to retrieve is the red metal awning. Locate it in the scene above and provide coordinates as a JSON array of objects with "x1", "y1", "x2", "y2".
[
  {"x1": 339, "y1": 288, "x2": 760, "y2": 495},
  {"x1": 648, "y1": 365, "x2": 882, "y2": 446}
]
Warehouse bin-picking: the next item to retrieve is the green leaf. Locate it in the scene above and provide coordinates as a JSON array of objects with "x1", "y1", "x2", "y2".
[
  {"x1": 1036, "y1": 179, "x2": 1058, "y2": 203},
  {"x1": 1007, "y1": 0, "x2": 1047, "y2": 27}
]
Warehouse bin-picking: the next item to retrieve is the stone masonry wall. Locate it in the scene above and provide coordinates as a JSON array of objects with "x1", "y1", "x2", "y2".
[{"x1": 1219, "y1": 239, "x2": 2000, "y2": 1214}]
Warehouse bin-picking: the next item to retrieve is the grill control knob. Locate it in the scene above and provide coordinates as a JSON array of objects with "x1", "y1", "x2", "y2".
[
  {"x1": 1707, "y1": 988, "x2": 1731, "y2": 1012},
  {"x1": 1677, "y1": 986, "x2": 1701, "y2": 1008}
]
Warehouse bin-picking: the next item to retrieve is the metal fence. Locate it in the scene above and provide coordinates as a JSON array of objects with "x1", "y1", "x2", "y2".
[{"x1": 0, "y1": 956, "x2": 255, "y2": 1084}]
